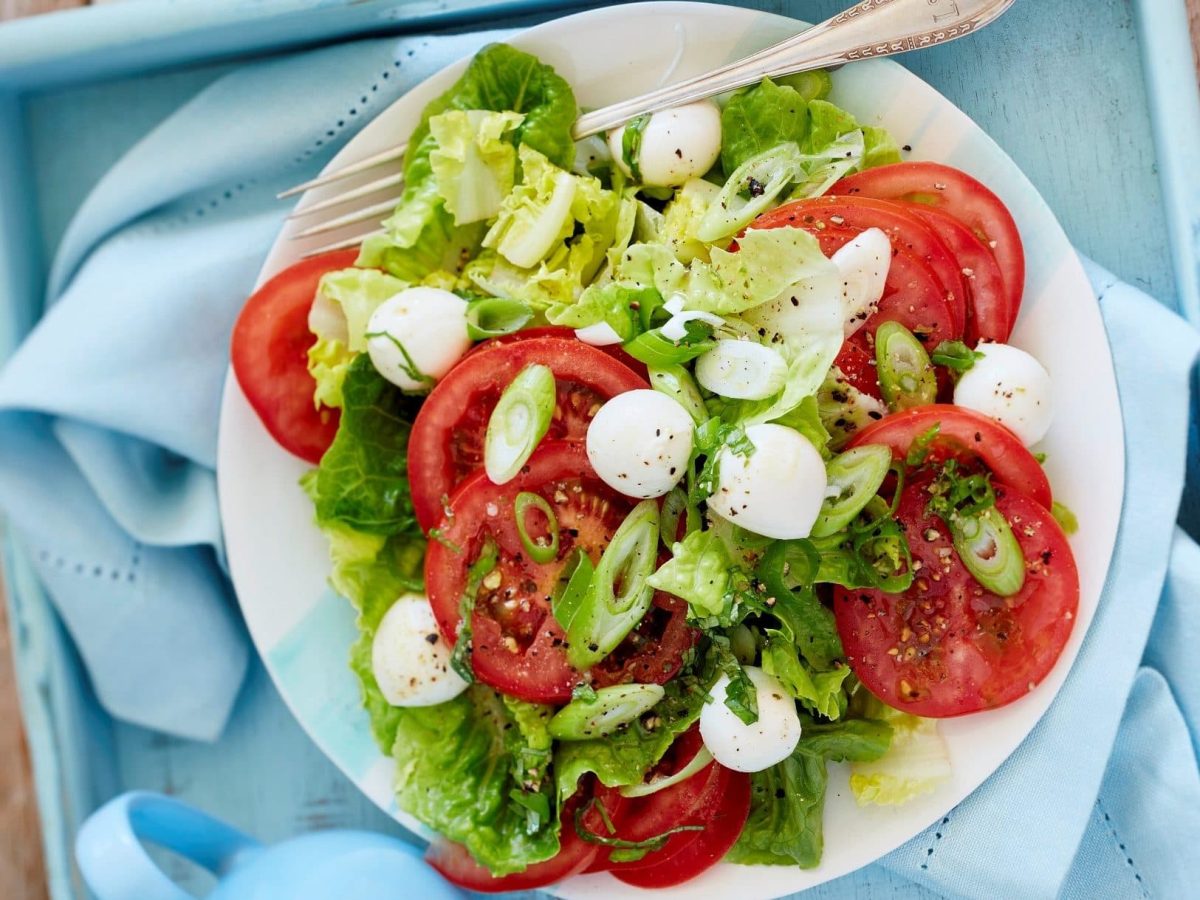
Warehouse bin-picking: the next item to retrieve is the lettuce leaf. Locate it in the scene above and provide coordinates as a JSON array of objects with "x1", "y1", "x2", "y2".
[
  {"x1": 429, "y1": 109, "x2": 524, "y2": 225},
  {"x1": 728, "y1": 716, "x2": 891, "y2": 867},
  {"x1": 554, "y1": 672, "x2": 709, "y2": 804},
  {"x1": 308, "y1": 337, "x2": 352, "y2": 410},
  {"x1": 647, "y1": 529, "x2": 732, "y2": 618},
  {"x1": 392, "y1": 686, "x2": 561, "y2": 875},
  {"x1": 761, "y1": 634, "x2": 852, "y2": 720},
  {"x1": 360, "y1": 43, "x2": 577, "y2": 282},
  {"x1": 849, "y1": 697, "x2": 951, "y2": 806},
  {"x1": 311, "y1": 354, "x2": 422, "y2": 536},
  {"x1": 720, "y1": 77, "x2": 813, "y2": 174},
  {"x1": 545, "y1": 281, "x2": 659, "y2": 339}
]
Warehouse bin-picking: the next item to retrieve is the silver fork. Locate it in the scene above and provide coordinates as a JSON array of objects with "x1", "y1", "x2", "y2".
[{"x1": 284, "y1": 0, "x2": 1015, "y2": 255}]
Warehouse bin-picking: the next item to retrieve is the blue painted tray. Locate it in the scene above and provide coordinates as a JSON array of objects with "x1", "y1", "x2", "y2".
[{"x1": 1, "y1": 1, "x2": 1196, "y2": 897}]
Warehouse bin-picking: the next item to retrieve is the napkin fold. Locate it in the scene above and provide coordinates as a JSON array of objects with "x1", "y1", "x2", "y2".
[{"x1": 0, "y1": 22, "x2": 1197, "y2": 899}]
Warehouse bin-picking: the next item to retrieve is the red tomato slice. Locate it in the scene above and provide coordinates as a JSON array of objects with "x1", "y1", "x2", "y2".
[
  {"x1": 468, "y1": 325, "x2": 647, "y2": 376},
  {"x1": 910, "y1": 206, "x2": 1011, "y2": 344},
  {"x1": 833, "y1": 340, "x2": 882, "y2": 400},
  {"x1": 769, "y1": 196, "x2": 968, "y2": 337},
  {"x1": 834, "y1": 474, "x2": 1079, "y2": 717},
  {"x1": 426, "y1": 785, "x2": 626, "y2": 892},
  {"x1": 230, "y1": 249, "x2": 357, "y2": 464},
  {"x1": 612, "y1": 769, "x2": 752, "y2": 889},
  {"x1": 425, "y1": 442, "x2": 694, "y2": 703},
  {"x1": 830, "y1": 162, "x2": 1025, "y2": 331},
  {"x1": 408, "y1": 336, "x2": 648, "y2": 533},
  {"x1": 750, "y1": 203, "x2": 960, "y2": 355},
  {"x1": 848, "y1": 405, "x2": 1051, "y2": 509}
]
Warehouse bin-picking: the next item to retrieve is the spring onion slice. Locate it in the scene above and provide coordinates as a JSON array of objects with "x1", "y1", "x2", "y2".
[
  {"x1": 466, "y1": 297, "x2": 532, "y2": 339},
  {"x1": 812, "y1": 444, "x2": 893, "y2": 538},
  {"x1": 648, "y1": 364, "x2": 709, "y2": 425},
  {"x1": 950, "y1": 507, "x2": 1026, "y2": 596},
  {"x1": 564, "y1": 500, "x2": 660, "y2": 670},
  {"x1": 619, "y1": 746, "x2": 714, "y2": 798},
  {"x1": 875, "y1": 321, "x2": 937, "y2": 412},
  {"x1": 484, "y1": 363, "x2": 556, "y2": 484},
  {"x1": 514, "y1": 491, "x2": 560, "y2": 565},
  {"x1": 548, "y1": 683, "x2": 665, "y2": 741}
]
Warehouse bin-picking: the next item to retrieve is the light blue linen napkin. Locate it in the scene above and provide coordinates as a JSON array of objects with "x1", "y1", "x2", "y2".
[{"x1": 0, "y1": 26, "x2": 1197, "y2": 898}]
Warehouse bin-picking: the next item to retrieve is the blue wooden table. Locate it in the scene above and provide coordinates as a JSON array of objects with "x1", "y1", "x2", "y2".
[{"x1": 1, "y1": 1, "x2": 1196, "y2": 897}]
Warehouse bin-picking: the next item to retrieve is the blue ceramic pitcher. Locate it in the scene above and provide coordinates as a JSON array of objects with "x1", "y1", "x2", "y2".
[{"x1": 76, "y1": 791, "x2": 467, "y2": 900}]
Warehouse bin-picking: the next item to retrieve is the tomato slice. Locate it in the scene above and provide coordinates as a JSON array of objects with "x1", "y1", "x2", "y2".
[
  {"x1": 848, "y1": 405, "x2": 1051, "y2": 509},
  {"x1": 468, "y1": 325, "x2": 647, "y2": 376},
  {"x1": 425, "y1": 441, "x2": 694, "y2": 703},
  {"x1": 830, "y1": 162, "x2": 1025, "y2": 331},
  {"x1": 612, "y1": 769, "x2": 751, "y2": 889},
  {"x1": 426, "y1": 784, "x2": 626, "y2": 892},
  {"x1": 909, "y1": 206, "x2": 1011, "y2": 344},
  {"x1": 834, "y1": 474, "x2": 1079, "y2": 717},
  {"x1": 408, "y1": 336, "x2": 648, "y2": 533},
  {"x1": 833, "y1": 340, "x2": 882, "y2": 400},
  {"x1": 763, "y1": 196, "x2": 968, "y2": 337},
  {"x1": 750, "y1": 202, "x2": 960, "y2": 356},
  {"x1": 230, "y1": 249, "x2": 357, "y2": 464}
]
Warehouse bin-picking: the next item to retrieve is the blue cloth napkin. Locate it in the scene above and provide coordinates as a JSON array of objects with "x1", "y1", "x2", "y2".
[{"x1": 0, "y1": 25, "x2": 1197, "y2": 898}]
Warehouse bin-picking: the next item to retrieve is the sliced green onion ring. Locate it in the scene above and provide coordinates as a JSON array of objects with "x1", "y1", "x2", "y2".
[
  {"x1": 950, "y1": 507, "x2": 1026, "y2": 596},
  {"x1": 812, "y1": 444, "x2": 893, "y2": 538},
  {"x1": 551, "y1": 549, "x2": 594, "y2": 632},
  {"x1": 658, "y1": 486, "x2": 699, "y2": 548},
  {"x1": 619, "y1": 747, "x2": 714, "y2": 798},
  {"x1": 548, "y1": 683, "x2": 665, "y2": 741},
  {"x1": 484, "y1": 363, "x2": 556, "y2": 484},
  {"x1": 875, "y1": 321, "x2": 937, "y2": 412},
  {"x1": 564, "y1": 500, "x2": 660, "y2": 670},
  {"x1": 466, "y1": 297, "x2": 533, "y2": 339},
  {"x1": 514, "y1": 491, "x2": 560, "y2": 565}
]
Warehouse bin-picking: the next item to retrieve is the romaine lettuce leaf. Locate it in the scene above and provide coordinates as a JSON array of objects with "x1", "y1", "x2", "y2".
[
  {"x1": 647, "y1": 529, "x2": 733, "y2": 618},
  {"x1": 761, "y1": 632, "x2": 851, "y2": 720},
  {"x1": 720, "y1": 77, "x2": 813, "y2": 174},
  {"x1": 308, "y1": 337, "x2": 351, "y2": 410},
  {"x1": 661, "y1": 178, "x2": 723, "y2": 264},
  {"x1": 429, "y1": 109, "x2": 524, "y2": 225},
  {"x1": 728, "y1": 716, "x2": 891, "y2": 867},
  {"x1": 317, "y1": 267, "x2": 409, "y2": 351},
  {"x1": 311, "y1": 354, "x2": 422, "y2": 536},
  {"x1": 849, "y1": 696, "x2": 951, "y2": 806},
  {"x1": 392, "y1": 686, "x2": 560, "y2": 875},
  {"x1": 554, "y1": 673, "x2": 708, "y2": 804},
  {"x1": 545, "y1": 281, "x2": 659, "y2": 340}
]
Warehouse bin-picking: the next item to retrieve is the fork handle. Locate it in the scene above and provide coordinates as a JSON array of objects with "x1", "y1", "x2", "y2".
[{"x1": 571, "y1": 0, "x2": 1015, "y2": 139}]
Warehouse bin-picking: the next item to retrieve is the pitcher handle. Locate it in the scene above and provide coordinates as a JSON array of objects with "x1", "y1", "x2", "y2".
[{"x1": 76, "y1": 791, "x2": 263, "y2": 900}]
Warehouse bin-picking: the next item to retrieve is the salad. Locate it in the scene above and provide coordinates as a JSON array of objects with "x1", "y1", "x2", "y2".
[{"x1": 230, "y1": 44, "x2": 1080, "y2": 892}]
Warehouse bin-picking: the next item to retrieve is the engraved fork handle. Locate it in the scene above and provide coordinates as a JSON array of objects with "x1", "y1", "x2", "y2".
[{"x1": 571, "y1": 0, "x2": 1015, "y2": 139}]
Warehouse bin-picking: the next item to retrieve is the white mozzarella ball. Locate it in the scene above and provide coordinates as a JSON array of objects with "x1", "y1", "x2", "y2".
[
  {"x1": 607, "y1": 100, "x2": 722, "y2": 188},
  {"x1": 700, "y1": 667, "x2": 802, "y2": 773},
  {"x1": 372, "y1": 594, "x2": 468, "y2": 707},
  {"x1": 953, "y1": 342, "x2": 1053, "y2": 446},
  {"x1": 586, "y1": 390, "x2": 694, "y2": 498},
  {"x1": 708, "y1": 423, "x2": 827, "y2": 539},
  {"x1": 695, "y1": 340, "x2": 787, "y2": 400},
  {"x1": 365, "y1": 287, "x2": 470, "y2": 392},
  {"x1": 574, "y1": 321, "x2": 624, "y2": 346},
  {"x1": 833, "y1": 227, "x2": 891, "y2": 336}
]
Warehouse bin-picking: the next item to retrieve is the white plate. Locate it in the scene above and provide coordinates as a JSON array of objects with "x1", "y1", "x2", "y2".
[{"x1": 217, "y1": 3, "x2": 1125, "y2": 896}]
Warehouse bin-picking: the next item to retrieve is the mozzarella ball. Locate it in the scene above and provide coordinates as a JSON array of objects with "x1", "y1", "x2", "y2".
[
  {"x1": 695, "y1": 340, "x2": 787, "y2": 400},
  {"x1": 365, "y1": 287, "x2": 470, "y2": 392},
  {"x1": 607, "y1": 100, "x2": 722, "y2": 188},
  {"x1": 832, "y1": 227, "x2": 891, "y2": 336},
  {"x1": 372, "y1": 594, "x2": 468, "y2": 707},
  {"x1": 574, "y1": 321, "x2": 624, "y2": 347},
  {"x1": 708, "y1": 423, "x2": 827, "y2": 539},
  {"x1": 700, "y1": 667, "x2": 802, "y2": 773},
  {"x1": 953, "y1": 342, "x2": 1053, "y2": 446},
  {"x1": 586, "y1": 390, "x2": 694, "y2": 498}
]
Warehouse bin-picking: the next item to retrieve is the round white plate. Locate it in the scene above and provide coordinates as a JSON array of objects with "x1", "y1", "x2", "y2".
[{"x1": 217, "y1": 3, "x2": 1125, "y2": 897}]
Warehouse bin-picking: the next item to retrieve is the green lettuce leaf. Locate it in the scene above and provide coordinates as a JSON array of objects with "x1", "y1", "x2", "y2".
[
  {"x1": 729, "y1": 716, "x2": 892, "y2": 867},
  {"x1": 308, "y1": 337, "x2": 352, "y2": 410},
  {"x1": 311, "y1": 354, "x2": 422, "y2": 536},
  {"x1": 661, "y1": 178, "x2": 723, "y2": 264},
  {"x1": 761, "y1": 633, "x2": 851, "y2": 720},
  {"x1": 849, "y1": 696, "x2": 951, "y2": 806},
  {"x1": 429, "y1": 109, "x2": 524, "y2": 225},
  {"x1": 647, "y1": 529, "x2": 733, "y2": 618},
  {"x1": 554, "y1": 673, "x2": 709, "y2": 804},
  {"x1": 392, "y1": 686, "x2": 560, "y2": 875},
  {"x1": 720, "y1": 77, "x2": 812, "y2": 174},
  {"x1": 545, "y1": 281, "x2": 659, "y2": 339},
  {"x1": 360, "y1": 43, "x2": 576, "y2": 282}
]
